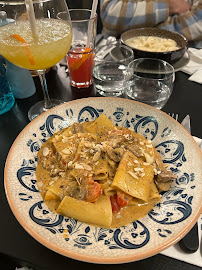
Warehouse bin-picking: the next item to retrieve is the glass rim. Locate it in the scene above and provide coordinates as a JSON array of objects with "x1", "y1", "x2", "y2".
[
  {"x1": 96, "y1": 43, "x2": 134, "y2": 53},
  {"x1": 128, "y1": 72, "x2": 174, "y2": 81},
  {"x1": 67, "y1": 47, "x2": 94, "y2": 56},
  {"x1": 128, "y1": 57, "x2": 174, "y2": 79},
  {"x1": 94, "y1": 61, "x2": 127, "y2": 66},
  {"x1": 95, "y1": 43, "x2": 134, "y2": 63},
  {"x1": 68, "y1": 9, "x2": 97, "y2": 22},
  {"x1": 128, "y1": 57, "x2": 174, "y2": 71}
]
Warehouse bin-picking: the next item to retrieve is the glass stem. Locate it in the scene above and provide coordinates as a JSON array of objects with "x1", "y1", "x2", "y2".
[{"x1": 37, "y1": 69, "x2": 52, "y2": 110}]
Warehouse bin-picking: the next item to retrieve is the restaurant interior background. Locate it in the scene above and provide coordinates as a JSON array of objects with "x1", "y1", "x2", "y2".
[{"x1": 66, "y1": 0, "x2": 103, "y2": 34}]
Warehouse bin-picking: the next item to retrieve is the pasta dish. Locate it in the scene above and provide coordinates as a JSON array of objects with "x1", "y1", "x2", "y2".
[
  {"x1": 125, "y1": 36, "x2": 180, "y2": 52},
  {"x1": 36, "y1": 114, "x2": 176, "y2": 228}
]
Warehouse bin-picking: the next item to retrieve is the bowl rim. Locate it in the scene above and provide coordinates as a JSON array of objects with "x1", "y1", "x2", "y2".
[
  {"x1": 4, "y1": 97, "x2": 202, "y2": 264},
  {"x1": 120, "y1": 27, "x2": 188, "y2": 55}
]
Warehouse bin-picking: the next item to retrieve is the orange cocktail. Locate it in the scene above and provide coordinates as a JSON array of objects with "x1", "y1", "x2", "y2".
[
  {"x1": 67, "y1": 46, "x2": 94, "y2": 88},
  {"x1": 0, "y1": 19, "x2": 72, "y2": 70},
  {"x1": 68, "y1": 9, "x2": 97, "y2": 89}
]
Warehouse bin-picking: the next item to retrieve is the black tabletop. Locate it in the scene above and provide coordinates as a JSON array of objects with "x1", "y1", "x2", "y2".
[{"x1": 0, "y1": 64, "x2": 201, "y2": 270}]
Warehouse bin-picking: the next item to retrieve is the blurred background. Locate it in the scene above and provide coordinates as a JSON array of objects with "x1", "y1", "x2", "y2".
[{"x1": 66, "y1": 0, "x2": 103, "y2": 34}]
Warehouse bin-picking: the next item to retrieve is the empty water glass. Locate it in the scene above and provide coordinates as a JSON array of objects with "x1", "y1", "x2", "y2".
[{"x1": 125, "y1": 58, "x2": 174, "y2": 109}]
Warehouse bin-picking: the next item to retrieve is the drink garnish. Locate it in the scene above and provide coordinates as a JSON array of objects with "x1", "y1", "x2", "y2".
[
  {"x1": 9, "y1": 34, "x2": 36, "y2": 65},
  {"x1": 70, "y1": 47, "x2": 92, "y2": 71}
]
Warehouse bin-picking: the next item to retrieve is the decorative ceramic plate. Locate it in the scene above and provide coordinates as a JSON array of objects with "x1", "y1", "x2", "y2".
[{"x1": 4, "y1": 97, "x2": 202, "y2": 264}]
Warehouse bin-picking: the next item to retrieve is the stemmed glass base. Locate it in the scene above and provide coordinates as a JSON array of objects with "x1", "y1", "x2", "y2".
[
  {"x1": 28, "y1": 99, "x2": 64, "y2": 121},
  {"x1": 28, "y1": 69, "x2": 64, "y2": 121}
]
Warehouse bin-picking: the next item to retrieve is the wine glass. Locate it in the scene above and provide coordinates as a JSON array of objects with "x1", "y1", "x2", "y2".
[{"x1": 0, "y1": 0, "x2": 72, "y2": 121}]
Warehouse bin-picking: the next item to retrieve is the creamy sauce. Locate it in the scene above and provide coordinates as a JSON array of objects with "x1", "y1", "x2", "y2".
[
  {"x1": 36, "y1": 139, "x2": 159, "y2": 228},
  {"x1": 36, "y1": 164, "x2": 60, "y2": 213},
  {"x1": 36, "y1": 117, "x2": 162, "y2": 228},
  {"x1": 111, "y1": 200, "x2": 158, "y2": 228},
  {"x1": 36, "y1": 161, "x2": 158, "y2": 228}
]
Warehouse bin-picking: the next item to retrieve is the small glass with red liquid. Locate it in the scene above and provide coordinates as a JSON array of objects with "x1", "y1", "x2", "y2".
[
  {"x1": 67, "y1": 9, "x2": 97, "y2": 88},
  {"x1": 67, "y1": 46, "x2": 94, "y2": 88}
]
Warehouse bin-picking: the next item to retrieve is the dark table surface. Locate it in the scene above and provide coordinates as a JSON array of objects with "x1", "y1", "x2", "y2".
[{"x1": 0, "y1": 64, "x2": 201, "y2": 270}]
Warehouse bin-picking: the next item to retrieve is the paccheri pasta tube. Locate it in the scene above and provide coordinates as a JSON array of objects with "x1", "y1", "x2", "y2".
[{"x1": 36, "y1": 114, "x2": 176, "y2": 228}]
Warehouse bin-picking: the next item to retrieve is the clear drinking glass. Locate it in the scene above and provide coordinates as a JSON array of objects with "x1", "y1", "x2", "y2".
[
  {"x1": 65, "y1": 9, "x2": 97, "y2": 88},
  {"x1": 0, "y1": 0, "x2": 72, "y2": 121},
  {"x1": 125, "y1": 58, "x2": 175, "y2": 109},
  {"x1": 92, "y1": 43, "x2": 134, "y2": 97}
]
